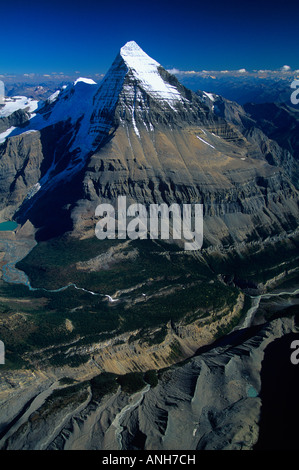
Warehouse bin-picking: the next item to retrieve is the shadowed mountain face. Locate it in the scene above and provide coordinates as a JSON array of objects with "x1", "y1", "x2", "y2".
[
  {"x1": 244, "y1": 102, "x2": 299, "y2": 162},
  {"x1": 0, "y1": 41, "x2": 298, "y2": 246}
]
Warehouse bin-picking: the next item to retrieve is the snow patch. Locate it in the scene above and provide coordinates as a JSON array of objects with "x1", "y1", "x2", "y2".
[
  {"x1": 196, "y1": 136, "x2": 215, "y2": 149},
  {"x1": 47, "y1": 90, "x2": 61, "y2": 103},
  {"x1": 132, "y1": 113, "x2": 140, "y2": 138},
  {"x1": 74, "y1": 77, "x2": 97, "y2": 85},
  {"x1": 203, "y1": 91, "x2": 215, "y2": 102},
  {"x1": 25, "y1": 182, "x2": 41, "y2": 199},
  {"x1": 0, "y1": 96, "x2": 38, "y2": 117},
  {"x1": 0, "y1": 126, "x2": 16, "y2": 143}
]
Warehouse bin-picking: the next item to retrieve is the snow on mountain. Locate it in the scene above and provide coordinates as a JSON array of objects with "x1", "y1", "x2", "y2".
[
  {"x1": 34, "y1": 79, "x2": 98, "y2": 187},
  {"x1": 119, "y1": 41, "x2": 183, "y2": 104},
  {"x1": 40, "y1": 79, "x2": 97, "y2": 128},
  {"x1": 203, "y1": 91, "x2": 216, "y2": 102},
  {"x1": 88, "y1": 41, "x2": 190, "y2": 143},
  {"x1": 2, "y1": 43, "x2": 187, "y2": 149},
  {"x1": 46, "y1": 90, "x2": 61, "y2": 104},
  {"x1": 74, "y1": 77, "x2": 97, "y2": 85},
  {"x1": 0, "y1": 96, "x2": 38, "y2": 118},
  {"x1": 0, "y1": 79, "x2": 99, "y2": 199},
  {"x1": 196, "y1": 135, "x2": 215, "y2": 149},
  {"x1": 2, "y1": 79, "x2": 97, "y2": 140},
  {"x1": 1, "y1": 78, "x2": 98, "y2": 142},
  {"x1": 0, "y1": 126, "x2": 16, "y2": 144}
]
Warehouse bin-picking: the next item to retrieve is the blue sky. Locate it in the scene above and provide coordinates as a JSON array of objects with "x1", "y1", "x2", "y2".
[{"x1": 1, "y1": 0, "x2": 298, "y2": 74}]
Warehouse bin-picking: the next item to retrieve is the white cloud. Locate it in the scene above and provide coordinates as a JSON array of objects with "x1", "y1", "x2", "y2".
[
  {"x1": 167, "y1": 68, "x2": 181, "y2": 75},
  {"x1": 281, "y1": 65, "x2": 291, "y2": 71},
  {"x1": 167, "y1": 68, "x2": 201, "y2": 76}
]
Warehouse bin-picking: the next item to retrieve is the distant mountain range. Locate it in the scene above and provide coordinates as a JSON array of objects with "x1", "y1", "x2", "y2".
[
  {"x1": 174, "y1": 69, "x2": 299, "y2": 106},
  {"x1": 2, "y1": 66, "x2": 298, "y2": 106}
]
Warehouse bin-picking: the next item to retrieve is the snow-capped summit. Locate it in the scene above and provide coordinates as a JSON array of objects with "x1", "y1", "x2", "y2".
[
  {"x1": 89, "y1": 40, "x2": 191, "y2": 144},
  {"x1": 119, "y1": 40, "x2": 160, "y2": 69},
  {"x1": 118, "y1": 41, "x2": 183, "y2": 103},
  {"x1": 120, "y1": 40, "x2": 151, "y2": 57}
]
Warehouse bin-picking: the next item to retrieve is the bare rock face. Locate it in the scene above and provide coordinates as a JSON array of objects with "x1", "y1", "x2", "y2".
[
  {"x1": 0, "y1": 108, "x2": 30, "y2": 134},
  {"x1": 0, "y1": 131, "x2": 43, "y2": 220},
  {"x1": 244, "y1": 102, "x2": 299, "y2": 163}
]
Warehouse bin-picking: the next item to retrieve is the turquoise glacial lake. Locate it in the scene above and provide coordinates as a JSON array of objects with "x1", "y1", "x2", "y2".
[{"x1": 0, "y1": 221, "x2": 18, "y2": 231}]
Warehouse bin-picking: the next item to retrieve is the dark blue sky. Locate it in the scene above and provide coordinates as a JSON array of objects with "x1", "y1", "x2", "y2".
[{"x1": 1, "y1": 0, "x2": 298, "y2": 74}]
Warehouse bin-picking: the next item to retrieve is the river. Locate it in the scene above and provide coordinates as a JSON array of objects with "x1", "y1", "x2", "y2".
[
  {"x1": 111, "y1": 384, "x2": 151, "y2": 450},
  {"x1": 0, "y1": 238, "x2": 118, "y2": 301}
]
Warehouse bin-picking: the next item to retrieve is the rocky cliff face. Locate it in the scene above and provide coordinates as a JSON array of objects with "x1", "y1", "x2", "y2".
[
  {"x1": 244, "y1": 101, "x2": 299, "y2": 166},
  {"x1": 0, "y1": 108, "x2": 30, "y2": 134}
]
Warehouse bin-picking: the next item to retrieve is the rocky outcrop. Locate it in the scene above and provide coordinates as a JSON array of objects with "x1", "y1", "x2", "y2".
[
  {"x1": 0, "y1": 130, "x2": 43, "y2": 220},
  {"x1": 0, "y1": 109, "x2": 30, "y2": 134}
]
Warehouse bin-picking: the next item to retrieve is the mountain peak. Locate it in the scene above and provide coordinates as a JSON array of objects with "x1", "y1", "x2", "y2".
[
  {"x1": 121, "y1": 40, "x2": 146, "y2": 54},
  {"x1": 118, "y1": 40, "x2": 182, "y2": 104},
  {"x1": 120, "y1": 41, "x2": 160, "y2": 67}
]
